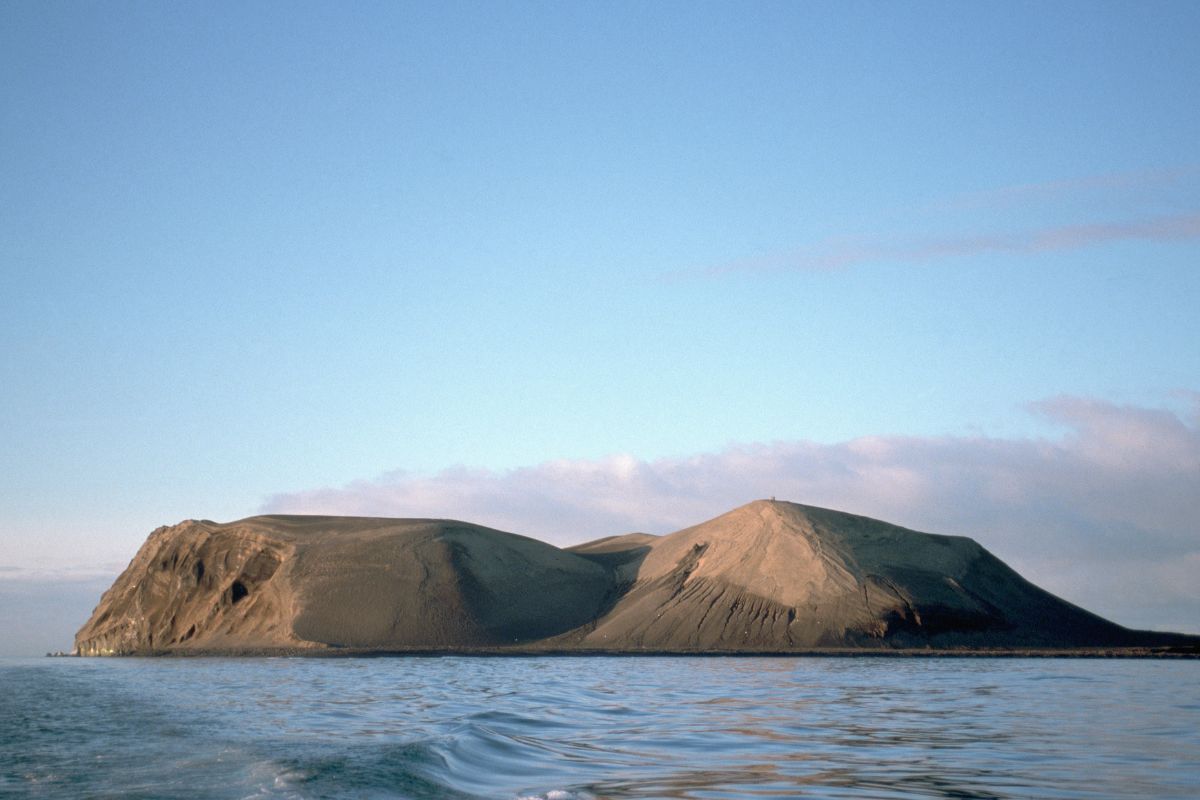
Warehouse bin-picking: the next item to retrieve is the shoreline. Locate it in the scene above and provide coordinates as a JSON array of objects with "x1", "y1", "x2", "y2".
[{"x1": 53, "y1": 645, "x2": 1200, "y2": 659}]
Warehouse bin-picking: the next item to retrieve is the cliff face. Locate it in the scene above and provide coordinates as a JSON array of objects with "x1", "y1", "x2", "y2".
[
  {"x1": 76, "y1": 501, "x2": 1190, "y2": 654},
  {"x1": 74, "y1": 520, "x2": 300, "y2": 655}
]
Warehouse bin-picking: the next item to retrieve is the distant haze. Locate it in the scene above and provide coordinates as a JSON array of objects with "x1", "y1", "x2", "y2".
[{"x1": 0, "y1": 577, "x2": 115, "y2": 656}]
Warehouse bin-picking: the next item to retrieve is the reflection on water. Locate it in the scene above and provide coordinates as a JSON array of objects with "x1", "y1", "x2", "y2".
[{"x1": 1, "y1": 656, "x2": 1197, "y2": 799}]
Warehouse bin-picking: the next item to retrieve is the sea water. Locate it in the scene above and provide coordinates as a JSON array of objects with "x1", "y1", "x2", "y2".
[{"x1": 1, "y1": 656, "x2": 1196, "y2": 799}]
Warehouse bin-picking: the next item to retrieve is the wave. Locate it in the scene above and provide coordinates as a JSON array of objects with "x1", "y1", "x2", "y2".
[{"x1": 3, "y1": 657, "x2": 1197, "y2": 799}]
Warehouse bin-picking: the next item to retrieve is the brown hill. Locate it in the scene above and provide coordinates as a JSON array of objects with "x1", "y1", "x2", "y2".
[
  {"x1": 564, "y1": 500, "x2": 1160, "y2": 649},
  {"x1": 75, "y1": 501, "x2": 1193, "y2": 654},
  {"x1": 74, "y1": 515, "x2": 611, "y2": 655}
]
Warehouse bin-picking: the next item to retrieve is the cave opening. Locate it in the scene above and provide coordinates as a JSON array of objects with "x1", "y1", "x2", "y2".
[{"x1": 230, "y1": 580, "x2": 249, "y2": 604}]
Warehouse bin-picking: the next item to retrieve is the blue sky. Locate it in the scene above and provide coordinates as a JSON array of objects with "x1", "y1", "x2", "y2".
[{"x1": 2, "y1": 2, "x2": 1199, "y2": 653}]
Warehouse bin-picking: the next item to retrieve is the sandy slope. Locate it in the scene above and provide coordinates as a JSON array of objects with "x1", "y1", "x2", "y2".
[
  {"x1": 567, "y1": 500, "x2": 1143, "y2": 649},
  {"x1": 75, "y1": 501, "x2": 1193, "y2": 654},
  {"x1": 74, "y1": 515, "x2": 611, "y2": 654}
]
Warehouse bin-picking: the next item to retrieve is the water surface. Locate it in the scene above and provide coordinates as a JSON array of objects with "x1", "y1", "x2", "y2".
[{"x1": 2, "y1": 656, "x2": 1196, "y2": 799}]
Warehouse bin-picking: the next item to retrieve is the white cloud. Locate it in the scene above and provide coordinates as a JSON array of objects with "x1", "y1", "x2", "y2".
[{"x1": 262, "y1": 395, "x2": 1200, "y2": 634}]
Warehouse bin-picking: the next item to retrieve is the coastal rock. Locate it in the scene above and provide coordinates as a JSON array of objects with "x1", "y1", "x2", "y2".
[{"x1": 76, "y1": 501, "x2": 1191, "y2": 654}]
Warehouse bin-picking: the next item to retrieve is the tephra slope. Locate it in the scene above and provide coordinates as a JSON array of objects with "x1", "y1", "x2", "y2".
[{"x1": 76, "y1": 501, "x2": 1190, "y2": 654}]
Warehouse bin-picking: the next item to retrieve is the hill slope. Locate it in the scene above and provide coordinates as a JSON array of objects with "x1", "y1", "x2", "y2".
[
  {"x1": 75, "y1": 502, "x2": 1192, "y2": 654},
  {"x1": 567, "y1": 500, "x2": 1152, "y2": 649},
  {"x1": 74, "y1": 515, "x2": 612, "y2": 655}
]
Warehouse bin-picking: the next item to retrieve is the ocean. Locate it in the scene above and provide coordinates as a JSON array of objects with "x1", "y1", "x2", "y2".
[{"x1": 1, "y1": 656, "x2": 1196, "y2": 799}]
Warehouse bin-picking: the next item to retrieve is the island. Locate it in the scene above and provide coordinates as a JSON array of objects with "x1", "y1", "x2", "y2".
[{"x1": 74, "y1": 500, "x2": 1197, "y2": 655}]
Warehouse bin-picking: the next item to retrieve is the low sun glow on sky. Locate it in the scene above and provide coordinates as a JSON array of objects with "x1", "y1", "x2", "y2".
[{"x1": 2, "y1": 2, "x2": 1198, "y2": 653}]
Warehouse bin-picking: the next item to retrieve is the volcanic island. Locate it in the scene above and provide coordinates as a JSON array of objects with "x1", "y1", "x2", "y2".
[{"x1": 74, "y1": 500, "x2": 1197, "y2": 656}]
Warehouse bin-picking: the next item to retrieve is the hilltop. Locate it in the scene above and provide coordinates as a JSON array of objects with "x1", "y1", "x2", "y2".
[{"x1": 75, "y1": 501, "x2": 1195, "y2": 655}]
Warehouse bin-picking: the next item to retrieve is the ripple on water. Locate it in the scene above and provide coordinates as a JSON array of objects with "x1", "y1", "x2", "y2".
[{"x1": 0, "y1": 657, "x2": 1197, "y2": 800}]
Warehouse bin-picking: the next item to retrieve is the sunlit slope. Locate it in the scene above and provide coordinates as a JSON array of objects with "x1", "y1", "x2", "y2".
[
  {"x1": 572, "y1": 500, "x2": 1144, "y2": 649},
  {"x1": 76, "y1": 502, "x2": 1192, "y2": 654},
  {"x1": 74, "y1": 515, "x2": 612, "y2": 654}
]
